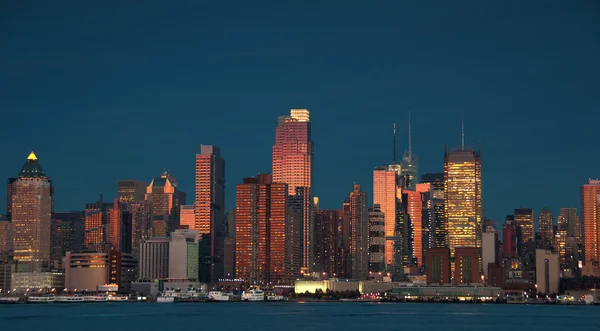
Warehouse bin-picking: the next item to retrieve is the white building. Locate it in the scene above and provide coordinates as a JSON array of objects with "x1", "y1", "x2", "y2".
[
  {"x1": 481, "y1": 231, "x2": 497, "y2": 277},
  {"x1": 169, "y1": 229, "x2": 199, "y2": 281},
  {"x1": 536, "y1": 249, "x2": 560, "y2": 294}
]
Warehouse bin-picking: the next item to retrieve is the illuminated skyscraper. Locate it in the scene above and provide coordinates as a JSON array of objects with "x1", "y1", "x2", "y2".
[
  {"x1": 11, "y1": 152, "x2": 53, "y2": 270},
  {"x1": 581, "y1": 179, "x2": 600, "y2": 265},
  {"x1": 179, "y1": 204, "x2": 195, "y2": 230},
  {"x1": 368, "y1": 205, "x2": 385, "y2": 273},
  {"x1": 514, "y1": 208, "x2": 534, "y2": 247},
  {"x1": 314, "y1": 209, "x2": 339, "y2": 276},
  {"x1": 146, "y1": 172, "x2": 182, "y2": 236},
  {"x1": 129, "y1": 200, "x2": 150, "y2": 258},
  {"x1": 6, "y1": 178, "x2": 16, "y2": 218},
  {"x1": 444, "y1": 143, "x2": 482, "y2": 256},
  {"x1": 421, "y1": 173, "x2": 445, "y2": 247},
  {"x1": 195, "y1": 145, "x2": 225, "y2": 282},
  {"x1": 349, "y1": 184, "x2": 369, "y2": 280},
  {"x1": 401, "y1": 113, "x2": 418, "y2": 190},
  {"x1": 272, "y1": 109, "x2": 313, "y2": 272},
  {"x1": 84, "y1": 197, "x2": 110, "y2": 250},
  {"x1": 373, "y1": 167, "x2": 398, "y2": 268},
  {"x1": 235, "y1": 174, "x2": 299, "y2": 284},
  {"x1": 538, "y1": 208, "x2": 554, "y2": 250}
]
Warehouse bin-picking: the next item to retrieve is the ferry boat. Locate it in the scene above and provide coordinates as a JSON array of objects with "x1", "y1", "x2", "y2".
[
  {"x1": 266, "y1": 294, "x2": 288, "y2": 301},
  {"x1": 241, "y1": 287, "x2": 265, "y2": 301},
  {"x1": 106, "y1": 295, "x2": 128, "y2": 302},
  {"x1": 84, "y1": 295, "x2": 108, "y2": 302},
  {"x1": 156, "y1": 296, "x2": 175, "y2": 303},
  {"x1": 208, "y1": 291, "x2": 231, "y2": 301},
  {"x1": 55, "y1": 296, "x2": 85, "y2": 303},
  {"x1": 0, "y1": 297, "x2": 20, "y2": 304},
  {"x1": 27, "y1": 296, "x2": 56, "y2": 303}
]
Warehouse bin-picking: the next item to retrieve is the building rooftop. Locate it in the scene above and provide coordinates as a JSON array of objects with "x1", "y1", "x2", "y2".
[{"x1": 18, "y1": 151, "x2": 47, "y2": 178}]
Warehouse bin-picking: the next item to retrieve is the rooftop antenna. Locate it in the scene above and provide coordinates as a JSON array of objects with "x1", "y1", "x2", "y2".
[
  {"x1": 408, "y1": 110, "x2": 412, "y2": 158},
  {"x1": 461, "y1": 111, "x2": 465, "y2": 150},
  {"x1": 393, "y1": 122, "x2": 397, "y2": 163}
]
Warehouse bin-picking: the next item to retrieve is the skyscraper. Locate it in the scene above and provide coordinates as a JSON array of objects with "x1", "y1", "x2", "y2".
[
  {"x1": 314, "y1": 209, "x2": 339, "y2": 276},
  {"x1": 403, "y1": 184, "x2": 433, "y2": 267},
  {"x1": 6, "y1": 178, "x2": 16, "y2": 218},
  {"x1": 129, "y1": 200, "x2": 150, "y2": 259},
  {"x1": 272, "y1": 109, "x2": 313, "y2": 272},
  {"x1": 179, "y1": 204, "x2": 195, "y2": 230},
  {"x1": 368, "y1": 205, "x2": 385, "y2": 273},
  {"x1": 538, "y1": 208, "x2": 554, "y2": 250},
  {"x1": 559, "y1": 208, "x2": 580, "y2": 241},
  {"x1": 421, "y1": 173, "x2": 445, "y2": 248},
  {"x1": 235, "y1": 174, "x2": 300, "y2": 284},
  {"x1": 146, "y1": 172, "x2": 182, "y2": 236},
  {"x1": 108, "y1": 198, "x2": 123, "y2": 252},
  {"x1": 401, "y1": 113, "x2": 418, "y2": 189},
  {"x1": 11, "y1": 152, "x2": 53, "y2": 271},
  {"x1": 84, "y1": 197, "x2": 110, "y2": 251},
  {"x1": 50, "y1": 212, "x2": 84, "y2": 265},
  {"x1": 195, "y1": 145, "x2": 225, "y2": 282},
  {"x1": 117, "y1": 180, "x2": 147, "y2": 205},
  {"x1": 581, "y1": 179, "x2": 600, "y2": 265},
  {"x1": 0, "y1": 215, "x2": 13, "y2": 254},
  {"x1": 514, "y1": 208, "x2": 535, "y2": 247},
  {"x1": 349, "y1": 184, "x2": 369, "y2": 280},
  {"x1": 444, "y1": 144, "x2": 483, "y2": 256},
  {"x1": 373, "y1": 167, "x2": 399, "y2": 268}
]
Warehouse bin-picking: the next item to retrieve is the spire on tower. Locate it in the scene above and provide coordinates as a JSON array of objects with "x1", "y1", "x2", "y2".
[
  {"x1": 408, "y1": 110, "x2": 412, "y2": 158},
  {"x1": 461, "y1": 111, "x2": 465, "y2": 150},
  {"x1": 393, "y1": 122, "x2": 397, "y2": 163}
]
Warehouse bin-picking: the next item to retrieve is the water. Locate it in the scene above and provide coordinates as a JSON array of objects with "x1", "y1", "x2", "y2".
[{"x1": 1, "y1": 302, "x2": 598, "y2": 331}]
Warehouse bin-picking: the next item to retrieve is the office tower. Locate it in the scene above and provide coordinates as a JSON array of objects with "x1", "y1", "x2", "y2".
[
  {"x1": 349, "y1": 184, "x2": 369, "y2": 280},
  {"x1": 6, "y1": 178, "x2": 16, "y2": 218},
  {"x1": 338, "y1": 199, "x2": 351, "y2": 278},
  {"x1": 179, "y1": 205, "x2": 195, "y2": 230},
  {"x1": 403, "y1": 183, "x2": 433, "y2": 268},
  {"x1": 426, "y1": 248, "x2": 451, "y2": 284},
  {"x1": 129, "y1": 200, "x2": 150, "y2": 259},
  {"x1": 421, "y1": 173, "x2": 445, "y2": 247},
  {"x1": 0, "y1": 255, "x2": 15, "y2": 293},
  {"x1": 558, "y1": 208, "x2": 579, "y2": 239},
  {"x1": 169, "y1": 229, "x2": 199, "y2": 281},
  {"x1": 146, "y1": 172, "x2": 183, "y2": 236},
  {"x1": 84, "y1": 198, "x2": 110, "y2": 250},
  {"x1": 235, "y1": 174, "x2": 300, "y2": 284},
  {"x1": 481, "y1": 231, "x2": 497, "y2": 277},
  {"x1": 514, "y1": 208, "x2": 535, "y2": 246},
  {"x1": 226, "y1": 208, "x2": 236, "y2": 238},
  {"x1": 0, "y1": 215, "x2": 12, "y2": 255},
  {"x1": 401, "y1": 114, "x2": 418, "y2": 189},
  {"x1": 138, "y1": 237, "x2": 170, "y2": 281},
  {"x1": 503, "y1": 218, "x2": 518, "y2": 258},
  {"x1": 50, "y1": 212, "x2": 84, "y2": 265},
  {"x1": 108, "y1": 198, "x2": 123, "y2": 251},
  {"x1": 272, "y1": 109, "x2": 313, "y2": 272},
  {"x1": 195, "y1": 145, "x2": 225, "y2": 282},
  {"x1": 373, "y1": 167, "x2": 399, "y2": 268},
  {"x1": 444, "y1": 143, "x2": 482, "y2": 256},
  {"x1": 117, "y1": 180, "x2": 147, "y2": 205},
  {"x1": 368, "y1": 205, "x2": 385, "y2": 273},
  {"x1": 582, "y1": 179, "x2": 600, "y2": 265},
  {"x1": 556, "y1": 212, "x2": 568, "y2": 272},
  {"x1": 538, "y1": 208, "x2": 554, "y2": 250},
  {"x1": 12, "y1": 152, "x2": 53, "y2": 270},
  {"x1": 223, "y1": 208, "x2": 236, "y2": 279},
  {"x1": 314, "y1": 210, "x2": 339, "y2": 276}
]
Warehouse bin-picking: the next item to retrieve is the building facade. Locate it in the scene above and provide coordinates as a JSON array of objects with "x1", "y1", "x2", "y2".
[
  {"x1": 368, "y1": 205, "x2": 385, "y2": 273},
  {"x1": 582, "y1": 179, "x2": 600, "y2": 265},
  {"x1": 538, "y1": 208, "x2": 554, "y2": 250},
  {"x1": 169, "y1": 229, "x2": 199, "y2": 281},
  {"x1": 349, "y1": 184, "x2": 369, "y2": 280},
  {"x1": 421, "y1": 173, "x2": 445, "y2": 248},
  {"x1": 50, "y1": 212, "x2": 85, "y2": 266},
  {"x1": 514, "y1": 208, "x2": 535, "y2": 247},
  {"x1": 314, "y1": 209, "x2": 340, "y2": 276},
  {"x1": 138, "y1": 237, "x2": 170, "y2": 281}
]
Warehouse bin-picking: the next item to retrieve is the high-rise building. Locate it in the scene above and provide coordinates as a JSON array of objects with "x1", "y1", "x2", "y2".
[
  {"x1": 314, "y1": 209, "x2": 340, "y2": 276},
  {"x1": 117, "y1": 180, "x2": 147, "y2": 205},
  {"x1": 146, "y1": 172, "x2": 183, "y2": 236},
  {"x1": 138, "y1": 237, "x2": 170, "y2": 281},
  {"x1": 420, "y1": 173, "x2": 445, "y2": 248},
  {"x1": 6, "y1": 178, "x2": 16, "y2": 218},
  {"x1": 403, "y1": 183, "x2": 433, "y2": 268},
  {"x1": 84, "y1": 197, "x2": 110, "y2": 251},
  {"x1": 272, "y1": 109, "x2": 313, "y2": 273},
  {"x1": 503, "y1": 218, "x2": 518, "y2": 258},
  {"x1": 536, "y1": 249, "x2": 560, "y2": 294},
  {"x1": 108, "y1": 198, "x2": 123, "y2": 252},
  {"x1": 195, "y1": 145, "x2": 225, "y2": 282},
  {"x1": 50, "y1": 212, "x2": 84, "y2": 266},
  {"x1": 538, "y1": 208, "x2": 554, "y2": 250},
  {"x1": 582, "y1": 179, "x2": 600, "y2": 265},
  {"x1": 0, "y1": 215, "x2": 13, "y2": 254},
  {"x1": 235, "y1": 174, "x2": 300, "y2": 284},
  {"x1": 169, "y1": 229, "x2": 199, "y2": 281},
  {"x1": 481, "y1": 231, "x2": 497, "y2": 277},
  {"x1": 12, "y1": 152, "x2": 53, "y2": 270},
  {"x1": 401, "y1": 115, "x2": 418, "y2": 190},
  {"x1": 368, "y1": 205, "x2": 385, "y2": 273},
  {"x1": 444, "y1": 145, "x2": 482, "y2": 256},
  {"x1": 559, "y1": 208, "x2": 579, "y2": 239},
  {"x1": 514, "y1": 208, "x2": 535, "y2": 247},
  {"x1": 373, "y1": 167, "x2": 399, "y2": 268},
  {"x1": 349, "y1": 184, "x2": 369, "y2": 280},
  {"x1": 129, "y1": 200, "x2": 150, "y2": 259}
]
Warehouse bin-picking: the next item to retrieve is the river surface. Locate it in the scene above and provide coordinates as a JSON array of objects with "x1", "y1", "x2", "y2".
[{"x1": 1, "y1": 302, "x2": 597, "y2": 331}]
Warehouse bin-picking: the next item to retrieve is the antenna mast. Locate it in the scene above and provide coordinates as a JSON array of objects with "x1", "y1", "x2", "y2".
[
  {"x1": 393, "y1": 122, "x2": 397, "y2": 163},
  {"x1": 408, "y1": 110, "x2": 412, "y2": 158},
  {"x1": 461, "y1": 111, "x2": 465, "y2": 150}
]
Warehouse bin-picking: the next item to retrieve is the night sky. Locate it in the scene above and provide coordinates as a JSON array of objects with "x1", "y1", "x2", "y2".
[{"x1": 1, "y1": 1, "x2": 599, "y2": 225}]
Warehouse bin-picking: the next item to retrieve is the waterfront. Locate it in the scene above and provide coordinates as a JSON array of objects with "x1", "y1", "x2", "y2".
[{"x1": 1, "y1": 302, "x2": 599, "y2": 331}]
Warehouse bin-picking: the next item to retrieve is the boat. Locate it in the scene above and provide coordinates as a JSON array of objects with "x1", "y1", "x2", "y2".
[
  {"x1": 241, "y1": 287, "x2": 265, "y2": 301},
  {"x1": 55, "y1": 296, "x2": 85, "y2": 303},
  {"x1": 27, "y1": 296, "x2": 56, "y2": 303},
  {"x1": 0, "y1": 297, "x2": 20, "y2": 304},
  {"x1": 84, "y1": 296, "x2": 108, "y2": 302},
  {"x1": 156, "y1": 296, "x2": 175, "y2": 303},
  {"x1": 106, "y1": 295, "x2": 128, "y2": 302},
  {"x1": 208, "y1": 291, "x2": 231, "y2": 301},
  {"x1": 266, "y1": 294, "x2": 288, "y2": 301}
]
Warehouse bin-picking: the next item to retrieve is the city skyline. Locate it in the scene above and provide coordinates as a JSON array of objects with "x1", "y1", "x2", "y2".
[{"x1": 1, "y1": 2, "x2": 599, "y2": 225}]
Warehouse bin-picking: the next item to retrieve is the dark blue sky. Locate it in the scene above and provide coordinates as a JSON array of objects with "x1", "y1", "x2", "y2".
[{"x1": 1, "y1": 1, "x2": 599, "y2": 224}]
